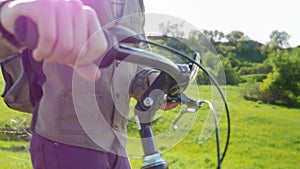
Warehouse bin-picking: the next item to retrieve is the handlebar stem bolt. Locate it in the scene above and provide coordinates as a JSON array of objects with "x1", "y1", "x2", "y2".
[{"x1": 143, "y1": 97, "x2": 154, "y2": 107}]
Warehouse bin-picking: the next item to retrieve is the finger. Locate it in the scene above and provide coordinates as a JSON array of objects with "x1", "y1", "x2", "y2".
[
  {"x1": 32, "y1": 2, "x2": 57, "y2": 61},
  {"x1": 1, "y1": 1, "x2": 56, "y2": 60},
  {"x1": 72, "y1": 63, "x2": 101, "y2": 82},
  {"x1": 77, "y1": 6, "x2": 107, "y2": 65},
  {"x1": 1, "y1": 1, "x2": 57, "y2": 61},
  {"x1": 62, "y1": 2, "x2": 88, "y2": 65},
  {"x1": 47, "y1": 2, "x2": 74, "y2": 63},
  {"x1": 161, "y1": 102, "x2": 180, "y2": 110}
]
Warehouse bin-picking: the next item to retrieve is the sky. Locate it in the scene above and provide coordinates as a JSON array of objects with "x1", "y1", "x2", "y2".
[{"x1": 144, "y1": 0, "x2": 300, "y2": 47}]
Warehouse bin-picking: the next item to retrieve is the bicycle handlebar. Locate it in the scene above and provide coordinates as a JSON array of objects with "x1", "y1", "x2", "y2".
[
  {"x1": 13, "y1": 16, "x2": 228, "y2": 169},
  {"x1": 15, "y1": 16, "x2": 194, "y2": 98},
  {"x1": 15, "y1": 16, "x2": 191, "y2": 93}
]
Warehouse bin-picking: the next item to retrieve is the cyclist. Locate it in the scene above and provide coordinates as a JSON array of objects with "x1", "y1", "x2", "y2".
[{"x1": 0, "y1": 0, "x2": 178, "y2": 168}]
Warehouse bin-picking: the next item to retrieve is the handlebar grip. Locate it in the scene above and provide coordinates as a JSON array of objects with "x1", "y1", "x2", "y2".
[
  {"x1": 13, "y1": 16, "x2": 117, "y2": 68},
  {"x1": 14, "y1": 16, "x2": 39, "y2": 49}
]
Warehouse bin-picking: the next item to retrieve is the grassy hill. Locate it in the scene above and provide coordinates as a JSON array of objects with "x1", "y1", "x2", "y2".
[
  {"x1": 129, "y1": 84, "x2": 300, "y2": 169},
  {"x1": 0, "y1": 72, "x2": 299, "y2": 168}
]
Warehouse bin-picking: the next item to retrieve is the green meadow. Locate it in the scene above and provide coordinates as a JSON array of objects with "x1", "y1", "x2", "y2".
[
  {"x1": 0, "y1": 77, "x2": 299, "y2": 168},
  {"x1": 129, "y1": 85, "x2": 300, "y2": 169}
]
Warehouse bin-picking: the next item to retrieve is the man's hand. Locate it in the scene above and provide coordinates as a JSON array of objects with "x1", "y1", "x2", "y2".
[{"x1": 0, "y1": 0, "x2": 107, "y2": 81}]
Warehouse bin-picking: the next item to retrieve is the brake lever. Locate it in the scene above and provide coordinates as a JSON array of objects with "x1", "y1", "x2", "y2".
[
  {"x1": 169, "y1": 93, "x2": 204, "y2": 130},
  {"x1": 172, "y1": 108, "x2": 196, "y2": 130}
]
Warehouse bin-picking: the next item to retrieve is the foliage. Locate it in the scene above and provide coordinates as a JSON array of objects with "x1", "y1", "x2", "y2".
[
  {"x1": 215, "y1": 40, "x2": 266, "y2": 64},
  {"x1": 238, "y1": 61, "x2": 272, "y2": 75},
  {"x1": 226, "y1": 30, "x2": 249, "y2": 45},
  {"x1": 187, "y1": 29, "x2": 218, "y2": 54},
  {"x1": 241, "y1": 74, "x2": 268, "y2": 83},
  {"x1": 195, "y1": 51, "x2": 240, "y2": 85},
  {"x1": 158, "y1": 22, "x2": 185, "y2": 38},
  {"x1": 196, "y1": 70, "x2": 211, "y2": 85},
  {"x1": 267, "y1": 30, "x2": 291, "y2": 48},
  {"x1": 202, "y1": 29, "x2": 225, "y2": 43},
  {"x1": 160, "y1": 24, "x2": 277, "y2": 87},
  {"x1": 235, "y1": 40, "x2": 266, "y2": 63},
  {"x1": 242, "y1": 48, "x2": 300, "y2": 106},
  {"x1": 259, "y1": 49, "x2": 300, "y2": 106},
  {"x1": 221, "y1": 59, "x2": 240, "y2": 85}
]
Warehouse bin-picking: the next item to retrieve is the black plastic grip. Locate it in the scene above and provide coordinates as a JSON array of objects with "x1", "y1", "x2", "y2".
[{"x1": 14, "y1": 16, "x2": 39, "y2": 49}]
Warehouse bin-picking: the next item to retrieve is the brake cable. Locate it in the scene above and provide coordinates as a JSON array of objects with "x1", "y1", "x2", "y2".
[{"x1": 138, "y1": 38, "x2": 231, "y2": 168}]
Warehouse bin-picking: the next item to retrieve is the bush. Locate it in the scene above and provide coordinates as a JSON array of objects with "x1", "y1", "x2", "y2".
[
  {"x1": 238, "y1": 62, "x2": 272, "y2": 75},
  {"x1": 196, "y1": 52, "x2": 240, "y2": 85},
  {"x1": 243, "y1": 84, "x2": 260, "y2": 101},
  {"x1": 258, "y1": 50, "x2": 300, "y2": 106},
  {"x1": 243, "y1": 48, "x2": 300, "y2": 106},
  {"x1": 241, "y1": 74, "x2": 267, "y2": 83}
]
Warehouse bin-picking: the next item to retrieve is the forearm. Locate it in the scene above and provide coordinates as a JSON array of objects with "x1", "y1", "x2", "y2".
[{"x1": 0, "y1": 0, "x2": 24, "y2": 62}]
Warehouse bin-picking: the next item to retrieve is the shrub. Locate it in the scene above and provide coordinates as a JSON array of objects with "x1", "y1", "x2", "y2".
[{"x1": 258, "y1": 50, "x2": 300, "y2": 106}]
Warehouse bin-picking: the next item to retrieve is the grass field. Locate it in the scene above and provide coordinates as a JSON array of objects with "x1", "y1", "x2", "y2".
[{"x1": 0, "y1": 76, "x2": 299, "y2": 168}]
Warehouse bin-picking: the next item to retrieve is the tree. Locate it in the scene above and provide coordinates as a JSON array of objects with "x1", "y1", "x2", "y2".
[
  {"x1": 196, "y1": 51, "x2": 240, "y2": 85},
  {"x1": 226, "y1": 30, "x2": 249, "y2": 45},
  {"x1": 202, "y1": 30, "x2": 225, "y2": 43},
  {"x1": 235, "y1": 40, "x2": 265, "y2": 63},
  {"x1": 158, "y1": 22, "x2": 184, "y2": 38},
  {"x1": 220, "y1": 59, "x2": 240, "y2": 85},
  {"x1": 267, "y1": 30, "x2": 290, "y2": 48}
]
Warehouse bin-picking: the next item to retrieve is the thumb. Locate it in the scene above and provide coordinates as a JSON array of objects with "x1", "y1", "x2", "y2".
[
  {"x1": 72, "y1": 63, "x2": 101, "y2": 82},
  {"x1": 161, "y1": 101, "x2": 180, "y2": 110}
]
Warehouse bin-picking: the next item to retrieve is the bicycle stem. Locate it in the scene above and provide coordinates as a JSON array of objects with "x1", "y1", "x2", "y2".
[{"x1": 134, "y1": 73, "x2": 170, "y2": 169}]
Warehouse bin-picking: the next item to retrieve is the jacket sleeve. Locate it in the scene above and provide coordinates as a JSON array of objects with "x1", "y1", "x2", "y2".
[{"x1": 0, "y1": 0, "x2": 25, "y2": 63}]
